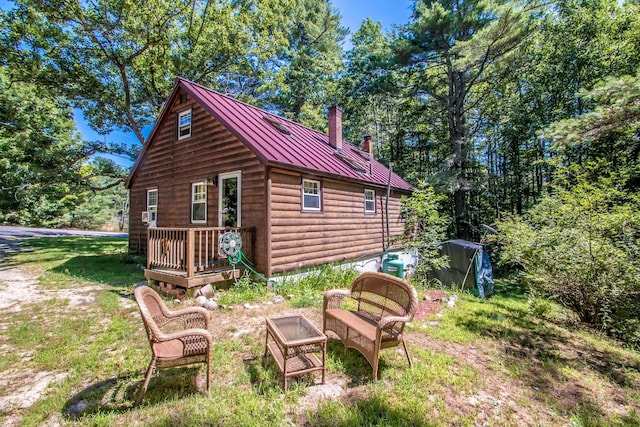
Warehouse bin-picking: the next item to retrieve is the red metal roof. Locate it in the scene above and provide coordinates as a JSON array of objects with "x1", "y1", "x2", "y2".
[{"x1": 128, "y1": 78, "x2": 413, "y2": 192}]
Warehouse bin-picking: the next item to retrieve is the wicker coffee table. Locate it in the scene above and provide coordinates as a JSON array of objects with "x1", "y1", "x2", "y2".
[{"x1": 264, "y1": 314, "x2": 326, "y2": 390}]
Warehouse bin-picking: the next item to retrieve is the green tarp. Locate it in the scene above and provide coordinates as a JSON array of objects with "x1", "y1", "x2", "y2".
[{"x1": 429, "y1": 239, "x2": 494, "y2": 298}]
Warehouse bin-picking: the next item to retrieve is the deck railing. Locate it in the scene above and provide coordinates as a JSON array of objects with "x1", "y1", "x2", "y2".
[{"x1": 147, "y1": 227, "x2": 255, "y2": 277}]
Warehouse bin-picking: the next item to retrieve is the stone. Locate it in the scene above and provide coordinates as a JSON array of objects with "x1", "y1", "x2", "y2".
[
  {"x1": 203, "y1": 299, "x2": 219, "y2": 311},
  {"x1": 195, "y1": 284, "x2": 215, "y2": 298}
]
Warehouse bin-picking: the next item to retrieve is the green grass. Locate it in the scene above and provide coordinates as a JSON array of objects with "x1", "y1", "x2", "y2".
[{"x1": 1, "y1": 236, "x2": 640, "y2": 426}]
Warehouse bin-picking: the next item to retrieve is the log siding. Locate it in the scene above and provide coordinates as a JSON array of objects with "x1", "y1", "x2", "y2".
[
  {"x1": 269, "y1": 170, "x2": 408, "y2": 273},
  {"x1": 129, "y1": 89, "x2": 268, "y2": 272}
]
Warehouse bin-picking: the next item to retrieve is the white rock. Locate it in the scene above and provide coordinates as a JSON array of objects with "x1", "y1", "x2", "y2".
[
  {"x1": 195, "y1": 284, "x2": 215, "y2": 298},
  {"x1": 203, "y1": 299, "x2": 219, "y2": 311}
]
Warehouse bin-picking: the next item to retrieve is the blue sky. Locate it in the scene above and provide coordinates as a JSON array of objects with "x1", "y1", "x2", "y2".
[
  {"x1": 333, "y1": 0, "x2": 413, "y2": 35},
  {"x1": 1, "y1": 0, "x2": 414, "y2": 166}
]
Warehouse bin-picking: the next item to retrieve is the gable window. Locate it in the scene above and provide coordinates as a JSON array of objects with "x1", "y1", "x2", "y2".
[
  {"x1": 191, "y1": 182, "x2": 206, "y2": 223},
  {"x1": 178, "y1": 109, "x2": 192, "y2": 140},
  {"x1": 364, "y1": 189, "x2": 375, "y2": 213},
  {"x1": 302, "y1": 179, "x2": 321, "y2": 211},
  {"x1": 147, "y1": 189, "x2": 158, "y2": 226}
]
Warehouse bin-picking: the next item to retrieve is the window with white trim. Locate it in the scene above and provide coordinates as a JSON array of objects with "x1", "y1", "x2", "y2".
[
  {"x1": 364, "y1": 189, "x2": 375, "y2": 213},
  {"x1": 178, "y1": 109, "x2": 192, "y2": 140},
  {"x1": 302, "y1": 179, "x2": 321, "y2": 211},
  {"x1": 191, "y1": 182, "x2": 207, "y2": 223},
  {"x1": 147, "y1": 189, "x2": 158, "y2": 223}
]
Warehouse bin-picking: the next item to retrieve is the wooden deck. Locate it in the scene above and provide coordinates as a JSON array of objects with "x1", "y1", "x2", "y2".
[{"x1": 144, "y1": 227, "x2": 255, "y2": 297}]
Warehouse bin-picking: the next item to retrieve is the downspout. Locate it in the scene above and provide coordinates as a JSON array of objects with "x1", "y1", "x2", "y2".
[
  {"x1": 265, "y1": 167, "x2": 272, "y2": 279},
  {"x1": 385, "y1": 162, "x2": 393, "y2": 251}
]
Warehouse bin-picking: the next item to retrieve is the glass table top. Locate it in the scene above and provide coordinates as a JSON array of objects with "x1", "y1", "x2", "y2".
[{"x1": 268, "y1": 315, "x2": 324, "y2": 343}]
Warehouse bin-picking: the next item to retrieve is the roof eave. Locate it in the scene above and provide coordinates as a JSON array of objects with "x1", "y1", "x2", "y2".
[
  {"x1": 125, "y1": 78, "x2": 183, "y2": 188},
  {"x1": 266, "y1": 160, "x2": 413, "y2": 193}
]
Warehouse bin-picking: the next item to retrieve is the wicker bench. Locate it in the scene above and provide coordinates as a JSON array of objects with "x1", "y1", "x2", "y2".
[{"x1": 323, "y1": 272, "x2": 418, "y2": 380}]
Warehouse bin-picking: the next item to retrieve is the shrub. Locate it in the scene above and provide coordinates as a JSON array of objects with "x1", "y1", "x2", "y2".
[
  {"x1": 497, "y1": 178, "x2": 640, "y2": 345},
  {"x1": 401, "y1": 182, "x2": 450, "y2": 286}
]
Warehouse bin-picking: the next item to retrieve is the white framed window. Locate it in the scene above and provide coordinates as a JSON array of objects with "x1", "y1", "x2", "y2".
[
  {"x1": 364, "y1": 189, "x2": 376, "y2": 213},
  {"x1": 191, "y1": 182, "x2": 207, "y2": 223},
  {"x1": 147, "y1": 189, "x2": 158, "y2": 226},
  {"x1": 178, "y1": 109, "x2": 192, "y2": 140},
  {"x1": 302, "y1": 179, "x2": 321, "y2": 211}
]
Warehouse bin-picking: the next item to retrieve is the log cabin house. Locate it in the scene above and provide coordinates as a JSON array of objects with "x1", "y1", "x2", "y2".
[{"x1": 126, "y1": 77, "x2": 413, "y2": 296}]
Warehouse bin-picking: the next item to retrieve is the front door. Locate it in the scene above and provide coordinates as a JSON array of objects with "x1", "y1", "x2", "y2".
[{"x1": 219, "y1": 171, "x2": 241, "y2": 228}]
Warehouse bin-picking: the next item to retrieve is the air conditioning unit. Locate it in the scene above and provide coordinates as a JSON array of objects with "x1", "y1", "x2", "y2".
[{"x1": 141, "y1": 211, "x2": 150, "y2": 223}]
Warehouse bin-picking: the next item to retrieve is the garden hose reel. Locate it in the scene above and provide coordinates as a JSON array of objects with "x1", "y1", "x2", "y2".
[{"x1": 218, "y1": 231, "x2": 276, "y2": 286}]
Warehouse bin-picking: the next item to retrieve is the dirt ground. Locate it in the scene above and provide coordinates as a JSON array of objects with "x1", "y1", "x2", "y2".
[{"x1": 0, "y1": 235, "x2": 122, "y2": 426}]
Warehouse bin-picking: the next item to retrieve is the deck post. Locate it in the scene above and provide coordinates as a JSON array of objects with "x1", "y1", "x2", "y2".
[
  {"x1": 186, "y1": 229, "x2": 195, "y2": 278},
  {"x1": 147, "y1": 227, "x2": 152, "y2": 269}
]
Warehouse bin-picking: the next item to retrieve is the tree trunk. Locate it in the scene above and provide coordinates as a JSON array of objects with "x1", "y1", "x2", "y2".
[{"x1": 450, "y1": 70, "x2": 469, "y2": 239}]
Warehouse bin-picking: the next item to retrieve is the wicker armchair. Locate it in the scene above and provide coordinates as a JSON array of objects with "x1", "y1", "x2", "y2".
[
  {"x1": 323, "y1": 272, "x2": 418, "y2": 380},
  {"x1": 134, "y1": 285, "x2": 212, "y2": 404}
]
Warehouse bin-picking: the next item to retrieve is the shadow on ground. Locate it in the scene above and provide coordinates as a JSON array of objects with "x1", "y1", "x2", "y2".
[
  {"x1": 450, "y1": 291, "x2": 640, "y2": 422},
  {"x1": 62, "y1": 368, "x2": 204, "y2": 422},
  {"x1": 52, "y1": 253, "x2": 145, "y2": 287}
]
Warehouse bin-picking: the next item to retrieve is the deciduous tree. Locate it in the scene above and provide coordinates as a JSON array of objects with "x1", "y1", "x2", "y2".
[
  {"x1": 0, "y1": 0, "x2": 294, "y2": 148},
  {"x1": 0, "y1": 70, "x2": 125, "y2": 225}
]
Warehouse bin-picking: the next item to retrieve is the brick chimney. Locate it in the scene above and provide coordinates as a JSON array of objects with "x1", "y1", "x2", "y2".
[
  {"x1": 362, "y1": 135, "x2": 373, "y2": 155},
  {"x1": 328, "y1": 106, "x2": 343, "y2": 151}
]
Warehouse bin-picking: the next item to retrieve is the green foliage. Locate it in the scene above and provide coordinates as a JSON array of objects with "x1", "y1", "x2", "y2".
[
  {"x1": 395, "y1": 0, "x2": 530, "y2": 238},
  {"x1": 334, "y1": 18, "x2": 408, "y2": 172},
  {"x1": 0, "y1": 66, "x2": 128, "y2": 229},
  {"x1": 1, "y1": 0, "x2": 295, "y2": 146},
  {"x1": 0, "y1": 70, "x2": 89, "y2": 225},
  {"x1": 481, "y1": 0, "x2": 640, "y2": 218},
  {"x1": 215, "y1": 264, "x2": 358, "y2": 307},
  {"x1": 496, "y1": 30, "x2": 640, "y2": 346},
  {"x1": 266, "y1": 0, "x2": 347, "y2": 129},
  {"x1": 2, "y1": 0, "x2": 640, "y2": 238},
  {"x1": 544, "y1": 69, "x2": 640, "y2": 191},
  {"x1": 497, "y1": 176, "x2": 640, "y2": 345},
  {"x1": 400, "y1": 182, "x2": 449, "y2": 285},
  {"x1": 277, "y1": 263, "x2": 359, "y2": 307},
  {"x1": 61, "y1": 182, "x2": 128, "y2": 231},
  {"x1": 216, "y1": 271, "x2": 270, "y2": 306}
]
